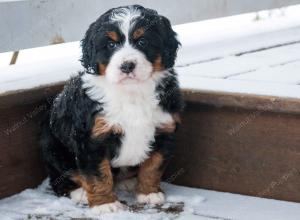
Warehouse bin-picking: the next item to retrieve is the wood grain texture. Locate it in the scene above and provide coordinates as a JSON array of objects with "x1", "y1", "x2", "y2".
[
  {"x1": 164, "y1": 102, "x2": 300, "y2": 202},
  {"x1": 0, "y1": 103, "x2": 47, "y2": 198},
  {"x1": 1, "y1": 83, "x2": 300, "y2": 203},
  {"x1": 183, "y1": 89, "x2": 300, "y2": 114},
  {"x1": 0, "y1": 83, "x2": 64, "y2": 109}
]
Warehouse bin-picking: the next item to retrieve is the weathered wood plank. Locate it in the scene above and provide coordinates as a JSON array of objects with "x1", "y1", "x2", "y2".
[
  {"x1": 1, "y1": 84, "x2": 300, "y2": 202},
  {"x1": 164, "y1": 102, "x2": 300, "y2": 202},
  {"x1": 182, "y1": 90, "x2": 300, "y2": 115},
  {"x1": 0, "y1": 104, "x2": 46, "y2": 198}
]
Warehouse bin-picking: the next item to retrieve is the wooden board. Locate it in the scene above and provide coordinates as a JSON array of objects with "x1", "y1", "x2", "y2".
[
  {"x1": 1, "y1": 84, "x2": 300, "y2": 202},
  {"x1": 0, "y1": 103, "x2": 47, "y2": 198},
  {"x1": 164, "y1": 101, "x2": 300, "y2": 202}
]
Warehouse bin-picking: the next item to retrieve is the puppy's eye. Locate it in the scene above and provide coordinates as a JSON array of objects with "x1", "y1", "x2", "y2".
[
  {"x1": 137, "y1": 38, "x2": 148, "y2": 47},
  {"x1": 107, "y1": 41, "x2": 118, "y2": 49}
]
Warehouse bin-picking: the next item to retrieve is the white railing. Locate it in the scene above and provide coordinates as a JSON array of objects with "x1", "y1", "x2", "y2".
[{"x1": 1, "y1": 0, "x2": 300, "y2": 52}]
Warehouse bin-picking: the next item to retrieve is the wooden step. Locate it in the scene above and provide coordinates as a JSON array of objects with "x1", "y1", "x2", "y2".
[
  {"x1": 1, "y1": 84, "x2": 300, "y2": 202},
  {"x1": 1, "y1": 11, "x2": 300, "y2": 201},
  {"x1": 165, "y1": 90, "x2": 300, "y2": 203}
]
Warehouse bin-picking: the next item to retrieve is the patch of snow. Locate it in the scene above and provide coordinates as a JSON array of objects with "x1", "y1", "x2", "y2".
[
  {"x1": 90, "y1": 201, "x2": 126, "y2": 215},
  {"x1": 0, "y1": 56, "x2": 83, "y2": 94},
  {"x1": 1, "y1": 179, "x2": 300, "y2": 220},
  {"x1": 0, "y1": 179, "x2": 205, "y2": 220},
  {"x1": 174, "y1": 4, "x2": 300, "y2": 67},
  {"x1": 1, "y1": 4, "x2": 300, "y2": 98},
  {"x1": 14, "y1": 42, "x2": 81, "y2": 66},
  {"x1": 178, "y1": 74, "x2": 300, "y2": 99},
  {"x1": 177, "y1": 43, "x2": 300, "y2": 79},
  {"x1": 230, "y1": 60, "x2": 300, "y2": 84},
  {"x1": 174, "y1": 4, "x2": 300, "y2": 48},
  {"x1": 70, "y1": 187, "x2": 88, "y2": 205},
  {"x1": 193, "y1": 188, "x2": 300, "y2": 220}
]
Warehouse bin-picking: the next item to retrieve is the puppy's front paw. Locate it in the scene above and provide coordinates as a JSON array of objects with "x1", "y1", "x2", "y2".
[
  {"x1": 136, "y1": 192, "x2": 165, "y2": 205},
  {"x1": 90, "y1": 201, "x2": 126, "y2": 214}
]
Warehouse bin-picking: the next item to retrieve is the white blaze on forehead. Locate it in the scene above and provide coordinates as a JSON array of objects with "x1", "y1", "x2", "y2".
[
  {"x1": 106, "y1": 6, "x2": 153, "y2": 84},
  {"x1": 110, "y1": 6, "x2": 141, "y2": 42}
]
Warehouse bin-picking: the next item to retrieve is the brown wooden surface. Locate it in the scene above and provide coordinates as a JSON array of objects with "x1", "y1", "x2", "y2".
[
  {"x1": 0, "y1": 82, "x2": 64, "y2": 109},
  {"x1": 183, "y1": 89, "x2": 300, "y2": 115},
  {"x1": 1, "y1": 83, "x2": 300, "y2": 202},
  {"x1": 2, "y1": 83, "x2": 300, "y2": 114},
  {"x1": 0, "y1": 102, "x2": 48, "y2": 198},
  {"x1": 164, "y1": 102, "x2": 300, "y2": 202}
]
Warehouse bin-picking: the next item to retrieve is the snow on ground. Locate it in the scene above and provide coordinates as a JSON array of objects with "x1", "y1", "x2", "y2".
[
  {"x1": 1, "y1": 179, "x2": 300, "y2": 220},
  {"x1": 1, "y1": 5, "x2": 300, "y2": 99},
  {"x1": 0, "y1": 179, "x2": 205, "y2": 220}
]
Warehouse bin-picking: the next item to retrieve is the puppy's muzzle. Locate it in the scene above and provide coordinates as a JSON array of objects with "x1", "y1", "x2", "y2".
[{"x1": 120, "y1": 61, "x2": 136, "y2": 74}]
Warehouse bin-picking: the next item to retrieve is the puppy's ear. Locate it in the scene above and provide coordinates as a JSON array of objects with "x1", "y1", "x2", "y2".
[
  {"x1": 158, "y1": 16, "x2": 181, "y2": 69},
  {"x1": 81, "y1": 22, "x2": 98, "y2": 74}
]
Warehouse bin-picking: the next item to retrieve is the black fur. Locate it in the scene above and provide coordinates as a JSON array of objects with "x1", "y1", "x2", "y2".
[
  {"x1": 40, "y1": 4, "x2": 183, "y2": 197},
  {"x1": 81, "y1": 5, "x2": 180, "y2": 74}
]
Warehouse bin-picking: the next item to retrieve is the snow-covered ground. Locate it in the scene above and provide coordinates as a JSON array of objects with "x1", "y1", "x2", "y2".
[
  {"x1": 1, "y1": 5, "x2": 300, "y2": 98},
  {"x1": 1, "y1": 179, "x2": 300, "y2": 220}
]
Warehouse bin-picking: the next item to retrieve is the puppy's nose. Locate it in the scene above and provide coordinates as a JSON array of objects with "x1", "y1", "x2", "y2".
[{"x1": 120, "y1": 61, "x2": 136, "y2": 74}]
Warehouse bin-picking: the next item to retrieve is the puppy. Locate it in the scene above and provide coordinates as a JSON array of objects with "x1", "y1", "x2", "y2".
[{"x1": 40, "y1": 5, "x2": 184, "y2": 214}]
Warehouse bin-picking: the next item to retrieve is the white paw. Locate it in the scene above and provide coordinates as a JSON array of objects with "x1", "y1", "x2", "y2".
[
  {"x1": 90, "y1": 201, "x2": 125, "y2": 214},
  {"x1": 136, "y1": 192, "x2": 165, "y2": 205},
  {"x1": 115, "y1": 178, "x2": 137, "y2": 192},
  {"x1": 70, "y1": 187, "x2": 88, "y2": 205}
]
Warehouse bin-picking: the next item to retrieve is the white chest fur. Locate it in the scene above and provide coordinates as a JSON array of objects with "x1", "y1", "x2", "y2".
[{"x1": 82, "y1": 74, "x2": 173, "y2": 167}]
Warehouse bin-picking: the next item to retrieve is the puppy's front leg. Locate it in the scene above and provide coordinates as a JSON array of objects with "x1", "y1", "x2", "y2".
[
  {"x1": 136, "y1": 152, "x2": 165, "y2": 205},
  {"x1": 73, "y1": 159, "x2": 125, "y2": 214}
]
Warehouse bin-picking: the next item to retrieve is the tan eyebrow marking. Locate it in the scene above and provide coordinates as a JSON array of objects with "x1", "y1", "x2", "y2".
[
  {"x1": 98, "y1": 63, "x2": 107, "y2": 75},
  {"x1": 152, "y1": 55, "x2": 164, "y2": 72},
  {"x1": 106, "y1": 31, "x2": 119, "y2": 41},
  {"x1": 133, "y1": 28, "x2": 145, "y2": 39}
]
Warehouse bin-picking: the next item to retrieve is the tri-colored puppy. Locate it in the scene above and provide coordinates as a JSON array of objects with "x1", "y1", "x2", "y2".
[{"x1": 40, "y1": 4, "x2": 183, "y2": 214}]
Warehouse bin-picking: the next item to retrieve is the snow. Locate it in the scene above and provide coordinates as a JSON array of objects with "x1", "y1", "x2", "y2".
[
  {"x1": 178, "y1": 75, "x2": 300, "y2": 99},
  {"x1": 1, "y1": 5, "x2": 300, "y2": 98},
  {"x1": 0, "y1": 179, "x2": 205, "y2": 220},
  {"x1": 1, "y1": 179, "x2": 300, "y2": 220},
  {"x1": 178, "y1": 43, "x2": 300, "y2": 79},
  {"x1": 230, "y1": 61, "x2": 300, "y2": 84},
  {"x1": 174, "y1": 5, "x2": 300, "y2": 67},
  {"x1": 0, "y1": 56, "x2": 82, "y2": 94},
  {"x1": 193, "y1": 188, "x2": 300, "y2": 220}
]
